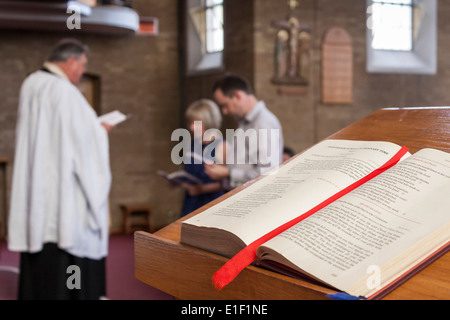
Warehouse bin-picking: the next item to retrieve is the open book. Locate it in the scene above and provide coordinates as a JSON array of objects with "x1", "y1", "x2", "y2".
[
  {"x1": 180, "y1": 139, "x2": 450, "y2": 299},
  {"x1": 157, "y1": 170, "x2": 202, "y2": 186}
]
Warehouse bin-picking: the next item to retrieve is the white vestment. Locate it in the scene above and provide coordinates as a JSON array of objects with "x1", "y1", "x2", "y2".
[{"x1": 8, "y1": 65, "x2": 111, "y2": 260}]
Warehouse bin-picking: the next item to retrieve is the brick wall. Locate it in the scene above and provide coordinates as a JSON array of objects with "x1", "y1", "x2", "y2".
[
  {"x1": 254, "y1": 0, "x2": 450, "y2": 155},
  {"x1": 184, "y1": 0, "x2": 450, "y2": 158},
  {"x1": 0, "y1": 0, "x2": 183, "y2": 235}
]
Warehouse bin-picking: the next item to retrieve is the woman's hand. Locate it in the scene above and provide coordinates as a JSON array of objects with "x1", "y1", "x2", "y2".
[{"x1": 180, "y1": 183, "x2": 203, "y2": 196}]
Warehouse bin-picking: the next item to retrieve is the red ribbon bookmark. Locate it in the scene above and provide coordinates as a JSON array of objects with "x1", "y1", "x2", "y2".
[{"x1": 212, "y1": 146, "x2": 410, "y2": 290}]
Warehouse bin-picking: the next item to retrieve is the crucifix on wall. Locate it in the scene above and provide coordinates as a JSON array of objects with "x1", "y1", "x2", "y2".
[{"x1": 271, "y1": 0, "x2": 311, "y2": 86}]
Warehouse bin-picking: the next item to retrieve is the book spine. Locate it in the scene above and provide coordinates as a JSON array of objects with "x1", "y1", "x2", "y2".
[{"x1": 327, "y1": 292, "x2": 364, "y2": 300}]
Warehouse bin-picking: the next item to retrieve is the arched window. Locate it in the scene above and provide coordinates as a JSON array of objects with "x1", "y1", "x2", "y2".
[
  {"x1": 205, "y1": 0, "x2": 224, "y2": 53},
  {"x1": 186, "y1": 0, "x2": 224, "y2": 75},
  {"x1": 370, "y1": 0, "x2": 413, "y2": 51}
]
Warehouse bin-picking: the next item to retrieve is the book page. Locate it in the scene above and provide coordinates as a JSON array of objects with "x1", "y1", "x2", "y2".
[
  {"x1": 98, "y1": 110, "x2": 127, "y2": 126},
  {"x1": 182, "y1": 140, "x2": 406, "y2": 245},
  {"x1": 157, "y1": 170, "x2": 202, "y2": 185},
  {"x1": 259, "y1": 148, "x2": 450, "y2": 297}
]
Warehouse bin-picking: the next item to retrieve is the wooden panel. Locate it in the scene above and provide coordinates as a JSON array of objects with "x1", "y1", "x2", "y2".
[
  {"x1": 135, "y1": 232, "x2": 334, "y2": 300},
  {"x1": 321, "y1": 27, "x2": 353, "y2": 104},
  {"x1": 135, "y1": 107, "x2": 450, "y2": 300},
  {"x1": 77, "y1": 73, "x2": 101, "y2": 115},
  {"x1": 329, "y1": 107, "x2": 450, "y2": 154}
]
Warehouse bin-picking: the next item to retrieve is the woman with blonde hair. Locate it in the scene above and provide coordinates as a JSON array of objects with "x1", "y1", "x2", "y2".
[{"x1": 179, "y1": 99, "x2": 227, "y2": 217}]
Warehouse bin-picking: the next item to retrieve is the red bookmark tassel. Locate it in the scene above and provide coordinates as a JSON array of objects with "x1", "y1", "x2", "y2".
[{"x1": 212, "y1": 146, "x2": 410, "y2": 290}]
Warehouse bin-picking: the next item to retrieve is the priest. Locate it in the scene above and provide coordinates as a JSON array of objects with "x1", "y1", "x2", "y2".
[{"x1": 8, "y1": 38, "x2": 113, "y2": 300}]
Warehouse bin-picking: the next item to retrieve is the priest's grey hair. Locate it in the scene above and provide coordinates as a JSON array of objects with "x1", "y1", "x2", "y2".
[{"x1": 48, "y1": 38, "x2": 90, "y2": 62}]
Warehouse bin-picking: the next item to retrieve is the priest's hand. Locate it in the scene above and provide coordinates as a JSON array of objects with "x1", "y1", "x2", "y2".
[
  {"x1": 204, "y1": 163, "x2": 230, "y2": 181},
  {"x1": 101, "y1": 122, "x2": 115, "y2": 133}
]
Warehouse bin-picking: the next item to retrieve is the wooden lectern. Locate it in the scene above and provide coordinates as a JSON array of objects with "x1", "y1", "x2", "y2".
[{"x1": 135, "y1": 107, "x2": 450, "y2": 300}]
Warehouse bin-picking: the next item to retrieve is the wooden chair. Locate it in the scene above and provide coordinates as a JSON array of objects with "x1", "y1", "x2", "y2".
[{"x1": 120, "y1": 203, "x2": 152, "y2": 234}]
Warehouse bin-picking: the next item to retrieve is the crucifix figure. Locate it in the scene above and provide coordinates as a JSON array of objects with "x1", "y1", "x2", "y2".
[{"x1": 271, "y1": 0, "x2": 311, "y2": 85}]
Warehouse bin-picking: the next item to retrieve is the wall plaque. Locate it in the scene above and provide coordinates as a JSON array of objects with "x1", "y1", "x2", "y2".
[{"x1": 321, "y1": 27, "x2": 353, "y2": 104}]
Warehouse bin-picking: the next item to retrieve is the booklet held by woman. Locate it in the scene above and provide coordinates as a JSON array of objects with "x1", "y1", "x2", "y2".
[{"x1": 180, "y1": 139, "x2": 450, "y2": 299}]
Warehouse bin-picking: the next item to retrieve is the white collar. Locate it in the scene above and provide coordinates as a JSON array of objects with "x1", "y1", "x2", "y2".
[{"x1": 43, "y1": 61, "x2": 70, "y2": 82}]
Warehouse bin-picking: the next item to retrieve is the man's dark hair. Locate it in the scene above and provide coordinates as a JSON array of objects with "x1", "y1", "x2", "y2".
[
  {"x1": 283, "y1": 146, "x2": 295, "y2": 157},
  {"x1": 212, "y1": 74, "x2": 254, "y2": 97},
  {"x1": 48, "y1": 38, "x2": 90, "y2": 62}
]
